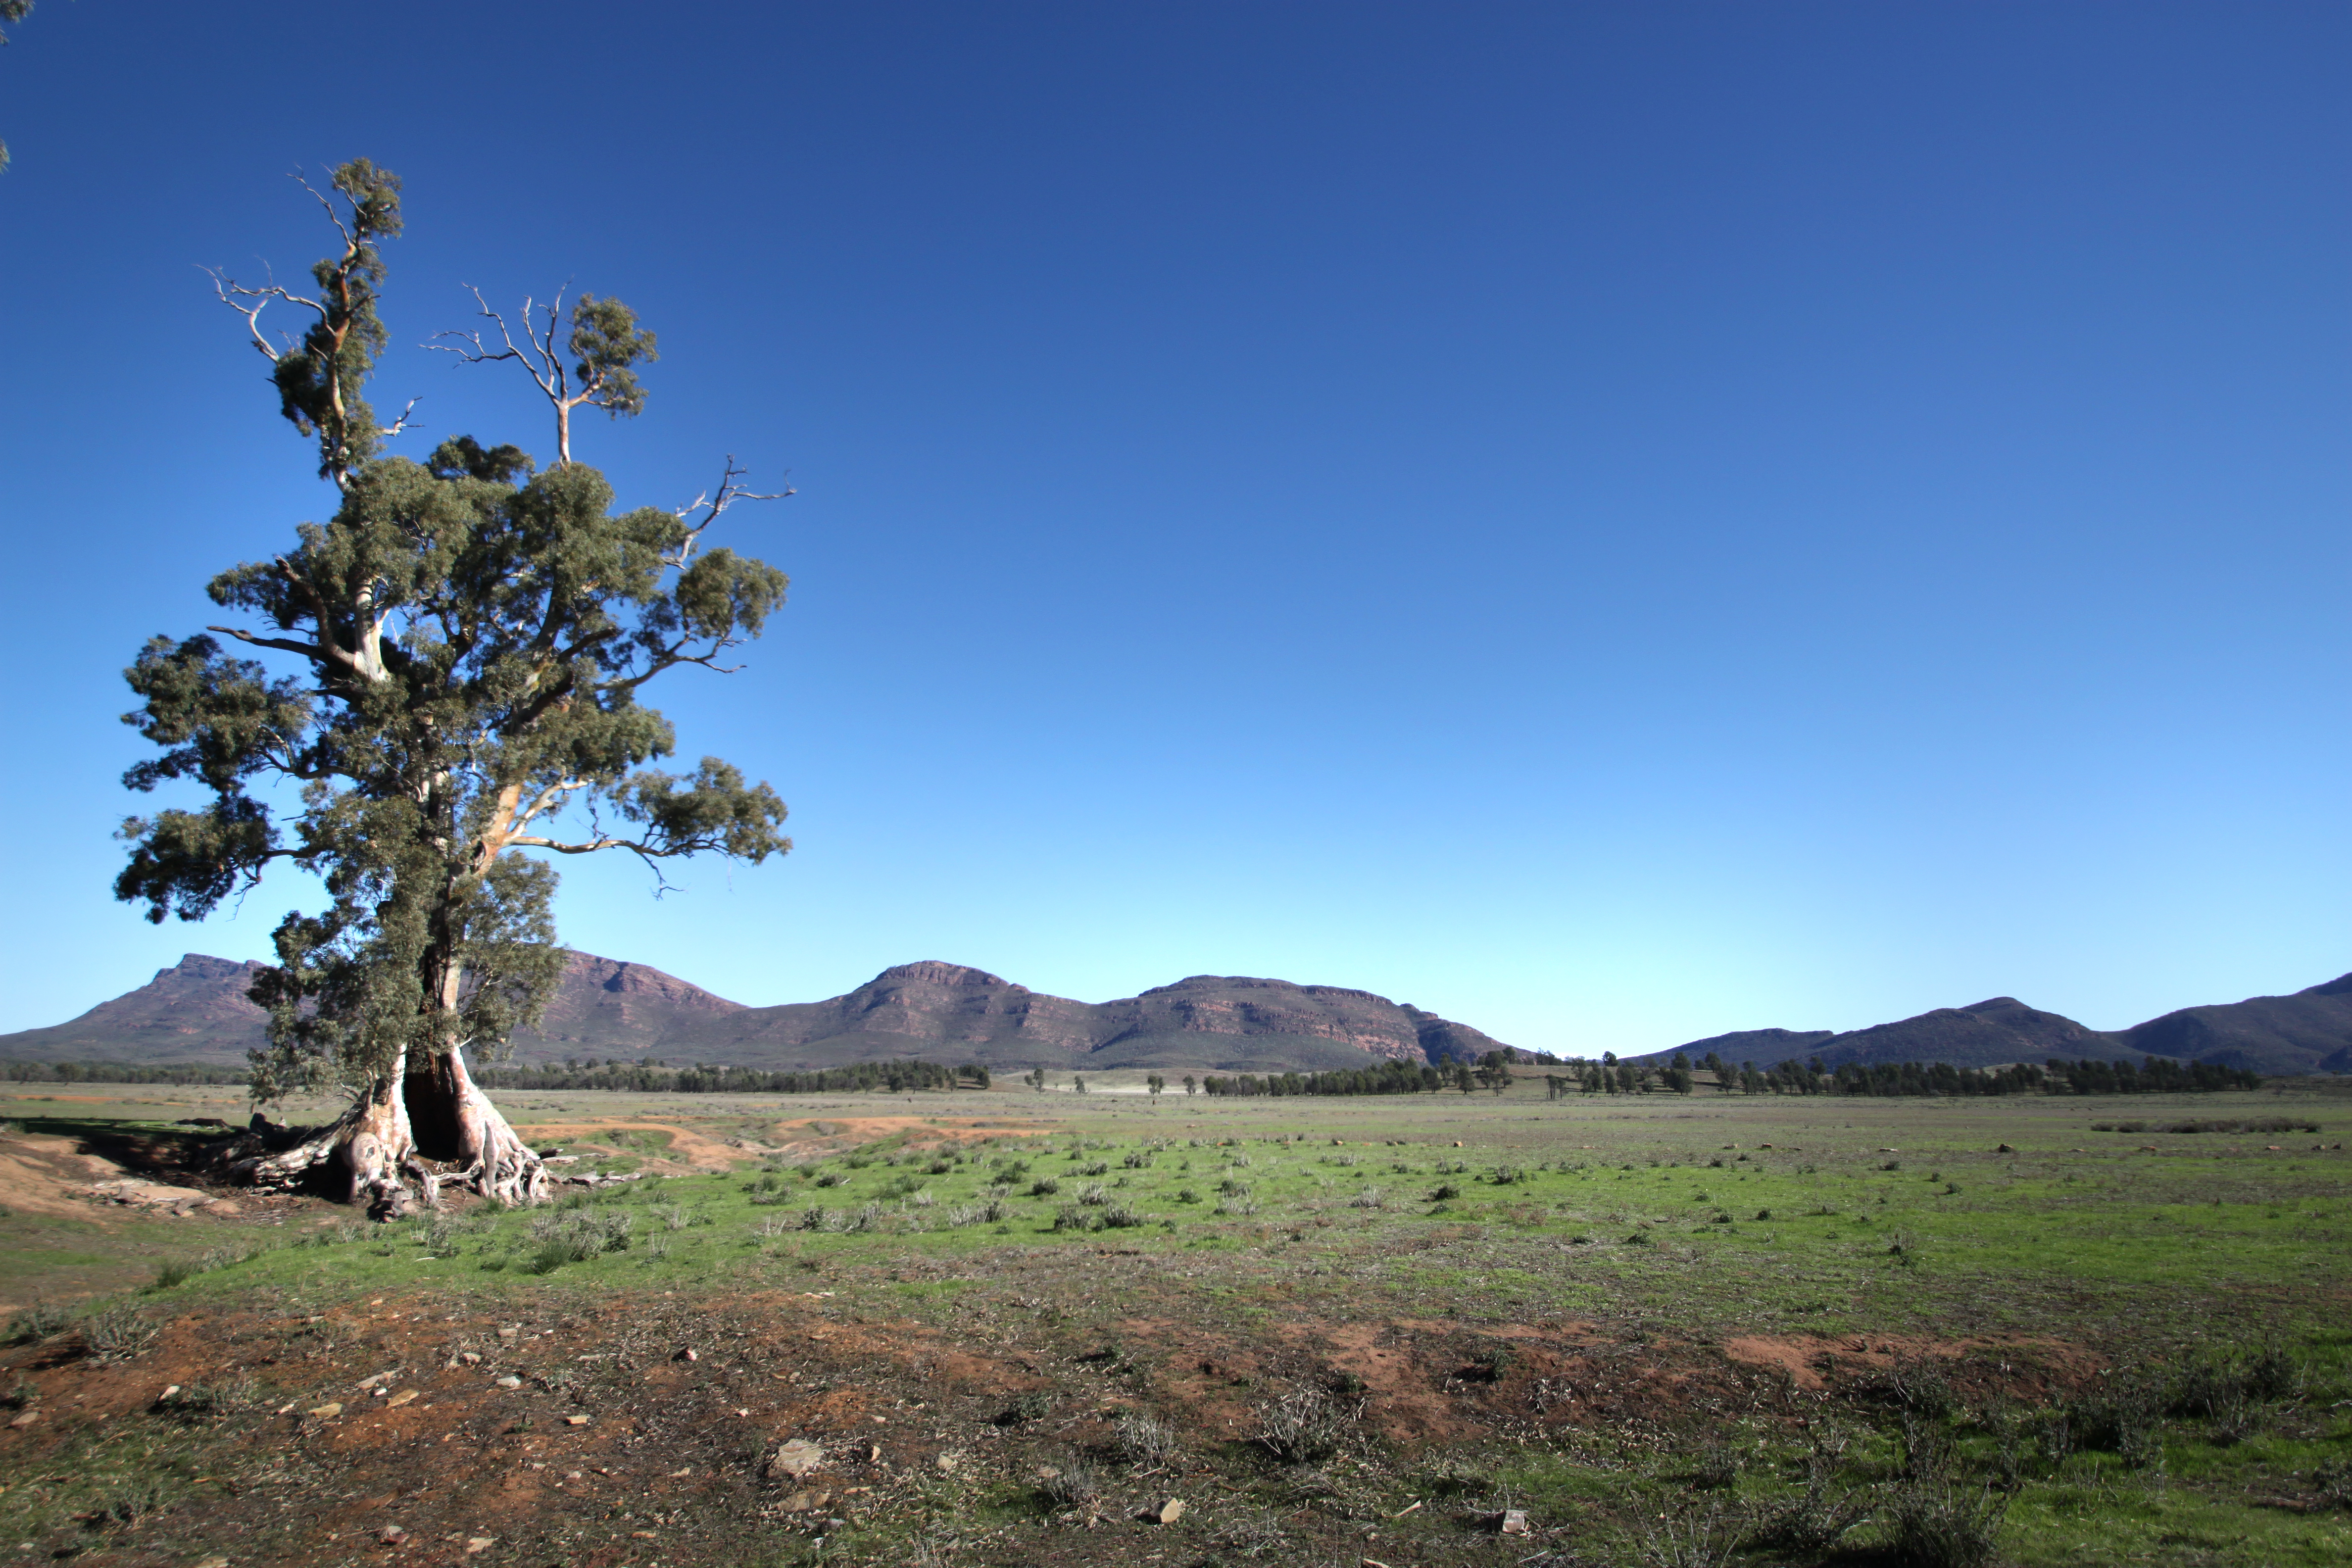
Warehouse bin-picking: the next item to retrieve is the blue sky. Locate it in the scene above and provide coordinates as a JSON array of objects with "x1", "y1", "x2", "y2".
[{"x1": 0, "y1": 2, "x2": 2344, "y2": 1054}]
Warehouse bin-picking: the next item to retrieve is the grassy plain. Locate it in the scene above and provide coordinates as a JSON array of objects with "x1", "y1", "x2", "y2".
[{"x1": 0, "y1": 1077, "x2": 2346, "y2": 1567}]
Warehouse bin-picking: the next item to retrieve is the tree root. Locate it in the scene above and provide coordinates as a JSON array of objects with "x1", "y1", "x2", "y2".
[{"x1": 221, "y1": 1049, "x2": 545, "y2": 1214}]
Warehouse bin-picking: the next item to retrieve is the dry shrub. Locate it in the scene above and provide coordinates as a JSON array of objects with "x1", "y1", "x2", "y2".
[
  {"x1": 1255, "y1": 1383, "x2": 1353, "y2": 1464},
  {"x1": 1884, "y1": 1477, "x2": 2013, "y2": 1568}
]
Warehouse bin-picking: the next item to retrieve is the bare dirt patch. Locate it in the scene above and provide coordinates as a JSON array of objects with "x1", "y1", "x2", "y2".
[
  {"x1": 509, "y1": 1120, "x2": 750, "y2": 1172},
  {"x1": 0, "y1": 1132, "x2": 138, "y2": 1220},
  {"x1": 1719, "y1": 1331, "x2": 2104, "y2": 1396}
]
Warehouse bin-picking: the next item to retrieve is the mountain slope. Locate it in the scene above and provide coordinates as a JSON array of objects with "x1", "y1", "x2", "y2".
[
  {"x1": 1648, "y1": 977, "x2": 2352, "y2": 1075},
  {"x1": 0, "y1": 956, "x2": 1514, "y2": 1074},
  {"x1": 0, "y1": 951, "x2": 744, "y2": 1066},
  {"x1": 651, "y1": 965, "x2": 1477, "y2": 1071},
  {"x1": 2117, "y1": 974, "x2": 2352, "y2": 1076}
]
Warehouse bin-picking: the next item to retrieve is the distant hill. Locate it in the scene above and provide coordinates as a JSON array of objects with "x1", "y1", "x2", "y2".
[
  {"x1": 1644, "y1": 976, "x2": 2352, "y2": 1076},
  {"x1": 643, "y1": 964, "x2": 1497, "y2": 1072},
  {"x1": 2117, "y1": 974, "x2": 2352, "y2": 1076},
  {"x1": 0, "y1": 951, "x2": 743, "y2": 1067},
  {"x1": 0, "y1": 955, "x2": 1517, "y2": 1075}
]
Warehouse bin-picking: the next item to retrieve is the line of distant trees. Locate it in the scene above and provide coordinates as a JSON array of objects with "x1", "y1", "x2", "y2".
[
  {"x1": 0, "y1": 1048, "x2": 2260, "y2": 1100},
  {"x1": 470, "y1": 1058, "x2": 992, "y2": 1094},
  {"x1": 1544, "y1": 1051, "x2": 2260, "y2": 1098},
  {"x1": 1201, "y1": 1053, "x2": 1521, "y2": 1097},
  {"x1": 0, "y1": 1060, "x2": 248, "y2": 1085}
]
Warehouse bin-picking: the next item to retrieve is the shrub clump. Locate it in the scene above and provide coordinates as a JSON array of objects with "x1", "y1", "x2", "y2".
[{"x1": 1255, "y1": 1383, "x2": 1354, "y2": 1464}]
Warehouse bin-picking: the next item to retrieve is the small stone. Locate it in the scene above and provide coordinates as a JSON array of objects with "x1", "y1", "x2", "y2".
[
  {"x1": 377, "y1": 1525, "x2": 407, "y2": 1545},
  {"x1": 387, "y1": 1389, "x2": 419, "y2": 1408},
  {"x1": 357, "y1": 1371, "x2": 395, "y2": 1390},
  {"x1": 676, "y1": 1348, "x2": 698, "y2": 1362},
  {"x1": 1499, "y1": 1508, "x2": 1529, "y2": 1535},
  {"x1": 780, "y1": 1489, "x2": 831, "y2": 1513},
  {"x1": 935, "y1": 1452, "x2": 960, "y2": 1472},
  {"x1": 565, "y1": 1414, "x2": 590, "y2": 1426},
  {"x1": 465, "y1": 1540, "x2": 494, "y2": 1555},
  {"x1": 769, "y1": 1438, "x2": 824, "y2": 1478},
  {"x1": 304, "y1": 1403, "x2": 343, "y2": 1418},
  {"x1": 497, "y1": 1327, "x2": 519, "y2": 1339},
  {"x1": 193, "y1": 1558, "x2": 231, "y2": 1568},
  {"x1": 460, "y1": 1351, "x2": 482, "y2": 1365},
  {"x1": 1158, "y1": 1498, "x2": 1185, "y2": 1524},
  {"x1": 160, "y1": 1385, "x2": 181, "y2": 1401},
  {"x1": 7, "y1": 1411, "x2": 37, "y2": 1429},
  {"x1": 495, "y1": 1376, "x2": 522, "y2": 1390}
]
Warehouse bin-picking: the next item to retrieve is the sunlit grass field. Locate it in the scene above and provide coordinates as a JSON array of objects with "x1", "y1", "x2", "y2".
[{"x1": 1, "y1": 1077, "x2": 2345, "y2": 1566}]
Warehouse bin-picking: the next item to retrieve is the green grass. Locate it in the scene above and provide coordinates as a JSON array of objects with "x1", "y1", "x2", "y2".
[{"x1": 4, "y1": 1079, "x2": 2347, "y2": 1566}]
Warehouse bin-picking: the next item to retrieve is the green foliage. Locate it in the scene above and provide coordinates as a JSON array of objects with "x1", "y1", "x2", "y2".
[{"x1": 125, "y1": 162, "x2": 791, "y2": 1099}]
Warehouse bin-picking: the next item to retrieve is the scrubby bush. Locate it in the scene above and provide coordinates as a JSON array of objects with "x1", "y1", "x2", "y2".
[
  {"x1": 1883, "y1": 1477, "x2": 2012, "y2": 1568},
  {"x1": 80, "y1": 1305, "x2": 160, "y2": 1362},
  {"x1": 1040, "y1": 1457, "x2": 1103, "y2": 1513},
  {"x1": 5, "y1": 1301, "x2": 70, "y2": 1346},
  {"x1": 1116, "y1": 1410, "x2": 1178, "y2": 1467},
  {"x1": 1255, "y1": 1383, "x2": 1352, "y2": 1464},
  {"x1": 1746, "y1": 1464, "x2": 1869, "y2": 1553}
]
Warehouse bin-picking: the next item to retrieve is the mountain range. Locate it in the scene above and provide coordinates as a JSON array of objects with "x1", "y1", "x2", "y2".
[
  {"x1": 4, "y1": 953, "x2": 2346, "y2": 1078},
  {"x1": 1644, "y1": 976, "x2": 2352, "y2": 1078},
  {"x1": 0, "y1": 953, "x2": 1513, "y2": 1074}
]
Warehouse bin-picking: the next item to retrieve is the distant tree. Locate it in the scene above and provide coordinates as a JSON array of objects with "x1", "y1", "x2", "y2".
[
  {"x1": 1476, "y1": 1049, "x2": 1515, "y2": 1095},
  {"x1": 118, "y1": 162, "x2": 790, "y2": 1211},
  {"x1": 1181, "y1": 1074, "x2": 1197, "y2": 1096},
  {"x1": 1073, "y1": 1074, "x2": 1088, "y2": 1094},
  {"x1": 1027, "y1": 1066, "x2": 1048, "y2": 1093},
  {"x1": 1146, "y1": 1073, "x2": 1165, "y2": 1098}
]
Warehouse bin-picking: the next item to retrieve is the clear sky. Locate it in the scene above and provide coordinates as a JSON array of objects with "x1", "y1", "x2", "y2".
[{"x1": 0, "y1": 2, "x2": 2344, "y2": 1055}]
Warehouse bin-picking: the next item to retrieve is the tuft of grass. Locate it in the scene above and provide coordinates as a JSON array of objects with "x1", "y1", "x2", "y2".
[
  {"x1": 1115, "y1": 1410, "x2": 1178, "y2": 1467},
  {"x1": 1883, "y1": 1476, "x2": 2012, "y2": 1568},
  {"x1": 1254, "y1": 1383, "x2": 1353, "y2": 1464},
  {"x1": 80, "y1": 1305, "x2": 160, "y2": 1362}
]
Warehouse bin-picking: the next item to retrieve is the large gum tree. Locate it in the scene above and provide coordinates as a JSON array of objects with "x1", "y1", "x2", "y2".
[{"x1": 116, "y1": 161, "x2": 791, "y2": 1211}]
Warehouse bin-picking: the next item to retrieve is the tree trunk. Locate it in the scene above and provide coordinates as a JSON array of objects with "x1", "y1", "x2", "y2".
[
  {"x1": 404, "y1": 1044, "x2": 548, "y2": 1207},
  {"x1": 227, "y1": 1042, "x2": 544, "y2": 1213}
]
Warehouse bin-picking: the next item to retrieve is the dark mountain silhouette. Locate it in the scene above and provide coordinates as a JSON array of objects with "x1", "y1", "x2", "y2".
[
  {"x1": 0, "y1": 951, "x2": 742, "y2": 1067},
  {"x1": 1646, "y1": 976, "x2": 2352, "y2": 1076},
  {"x1": 2117, "y1": 974, "x2": 2352, "y2": 1076},
  {"x1": 0, "y1": 955, "x2": 1513, "y2": 1074},
  {"x1": 1667, "y1": 1027, "x2": 1836, "y2": 1065},
  {"x1": 648, "y1": 964, "x2": 1489, "y2": 1072}
]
